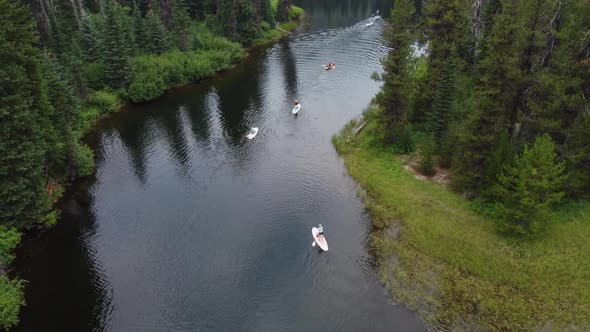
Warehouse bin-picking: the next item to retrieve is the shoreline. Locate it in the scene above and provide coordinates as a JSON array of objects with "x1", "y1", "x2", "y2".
[{"x1": 332, "y1": 106, "x2": 590, "y2": 331}]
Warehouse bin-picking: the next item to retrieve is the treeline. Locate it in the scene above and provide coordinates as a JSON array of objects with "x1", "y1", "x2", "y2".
[
  {"x1": 1, "y1": 0, "x2": 304, "y2": 229},
  {"x1": 375, "y1": 0, "x2": 589, "y2": 235}
]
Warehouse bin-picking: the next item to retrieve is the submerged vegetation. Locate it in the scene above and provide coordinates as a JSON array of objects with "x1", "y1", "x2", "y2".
[{"x1": 334, "y1": 0, "x2": 589, "y2": 329}]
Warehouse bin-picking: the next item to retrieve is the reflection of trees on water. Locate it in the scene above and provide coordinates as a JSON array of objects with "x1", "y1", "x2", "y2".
[
  {"x1": 114, "y1": 120, "x2": 151, "y2": 186},
  {"x1": 155, "y1": 106, "x2": 195, "y2": 181},
  {"x1": 279, "y1": 39, "x2": 299, "y2": 102},
  {"x1": 298, "y1": 0, "x2": 391, "y2": 27},
  {"x1": 215, "y1": 57, "x2": 265, "y2": 147},
  {"x1": 14, "y1": 190, "x2": 113, "y2": 332}
]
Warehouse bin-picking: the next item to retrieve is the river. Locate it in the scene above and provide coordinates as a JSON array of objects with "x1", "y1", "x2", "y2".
[{"x1": 13, "y1": 0, "x2": 424, "y2": 330}]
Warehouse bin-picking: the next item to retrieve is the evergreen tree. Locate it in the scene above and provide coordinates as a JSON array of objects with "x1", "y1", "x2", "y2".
[
  {"x1": 261, "y1": 0, "x2": 275, "y2": 27},
  {"x1": 412, "y1": 0, "x2": 469, "y2": 123},
  {"x1": 42, "y1": 57, "x2": 84, "y2": 181},
  {"x1": 455, "y1": 4, "x2": 520, "y2": 193},
  {"x1": 101, "y1": 0, "x2": 131, "y2": 88},
  {"x1": 427, "y1": 57, "x2": 456, "y2": 143},
  {"x1": 494, "y1": 134, "x2": 567, "y2": 235},
  {"x1": 217, "y1": 0, "x2": 259, "y2": 44},
  {"x1": 0, "y1": 0, "x2": 52, "y2": 227},
  {"x1": 519, "y1": 0, "x2": 590, "y2": 196},
  {"x1": 79, "y1": 13, "x2": 102, "y2": 63},
  {"x1": 374, "y1": 0, "x2": 415, "y2": 141},
  {"x1": 143, "y1": 7, "x2": 170, "y2": 54},
  {"x1": 132, "y1": 1, "x2": 144, "y2": 49},
  {"x1": 171, "y1": 0, "x2": 191, "y2": 51}
]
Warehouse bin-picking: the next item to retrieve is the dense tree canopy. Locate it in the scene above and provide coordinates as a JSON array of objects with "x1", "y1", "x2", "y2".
[{"x1": 378, "y1": 0, "x2": 589, "y2": 234}]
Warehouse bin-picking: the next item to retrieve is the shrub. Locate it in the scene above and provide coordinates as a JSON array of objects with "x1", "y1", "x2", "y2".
[
  {"x1": 127, "y1": 48, "x2": 242, "y2": 103},
  {"x1": 419, "y1": 136, "x2": 436, "y2": 176},
  {"x1": 88, "y1": 90, "x2": 118, "y2": 114},
  {"x1": 75, "y1": 142, "x2": 95, "y2": 178},
  {"x1": 83, "y1": 62, "x2": 106, "y2": 90},
  {"x1": 0, "y1": 227, "x2": 21, "y2": 266},
  {"x1": 0, "y1": 276, "x2": 24, "y2": 331},
  {"x1": 395, "y1": 126, "x2": 416, "y2": 154},
  {"x1": 288, "y1": 5, "x2": 304, "y2": 21}
]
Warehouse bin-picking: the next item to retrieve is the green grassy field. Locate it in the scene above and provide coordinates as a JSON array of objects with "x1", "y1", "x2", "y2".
[{"x1": 332, "y1": 107, "x2": 590, "y2": 331}]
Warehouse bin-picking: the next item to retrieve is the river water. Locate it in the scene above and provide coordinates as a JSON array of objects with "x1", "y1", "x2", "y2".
[{"x1": 13, "y1": 0, "x2": 424, "y2": 330}]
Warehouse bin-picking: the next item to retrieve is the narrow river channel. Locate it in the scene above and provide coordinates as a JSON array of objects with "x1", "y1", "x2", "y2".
[{"x1": 14, "y1": 0, "x2": 425, "y2": 330}]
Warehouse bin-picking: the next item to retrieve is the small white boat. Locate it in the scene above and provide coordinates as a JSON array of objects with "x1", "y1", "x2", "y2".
[
  {"x1": 312, "y1": 227, "x2": 328, "y2": 251},
  {"x1": 366, "y1": 21, "x2": 374, "y2": 26},
  {"x1": 292, "y1": 104, "x2": 301, "y2": 114},
  {"x1": 246, "y1": 127, "x2": 258, "y2": 139}
]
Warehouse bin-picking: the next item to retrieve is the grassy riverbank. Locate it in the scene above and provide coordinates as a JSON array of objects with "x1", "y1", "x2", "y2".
[{"x1": 333, "y1": 106, "x2": 590, "y2": 331}]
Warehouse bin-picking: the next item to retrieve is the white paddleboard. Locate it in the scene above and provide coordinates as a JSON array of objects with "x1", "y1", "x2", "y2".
[
  {"x1": 292, "y1": 104, "x2": 301, "y2": 114},
  {"x1": 246, "y1": 127, "x2": 258, "y2": 139},
  {"x1": 312, "y1": 227, "x2": 328, "y2": 251}
]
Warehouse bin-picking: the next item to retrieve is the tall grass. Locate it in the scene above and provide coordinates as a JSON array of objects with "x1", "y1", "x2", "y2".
[{"x1": 333, "y1": 107, "x2": 590, "y2": 330}]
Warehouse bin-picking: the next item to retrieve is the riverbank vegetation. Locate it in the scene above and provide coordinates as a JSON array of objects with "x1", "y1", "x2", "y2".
[
  {"x1": 334, "y1": 107, "x2": 590, "y2": 331},
  {"x1": 335, "y1": 0, "x2": 589, "y2": 329},
  {"x1": 1, "y1": 0, "x2": 303, "y2": 327}
]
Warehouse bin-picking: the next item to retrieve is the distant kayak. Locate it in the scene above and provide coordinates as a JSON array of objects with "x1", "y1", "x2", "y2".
[
  {"x1": 292, "y1": 104, "x2": 301, "y2": 114},
  {"x1": 312, "y1": 227, "x2": 328, "y2": 251},
  {"x1": 323, "y1": 64, "x2": 336, "y2": 71},
  {"x1": 246, "y1": 127, "x2": 258, "y2": 139}
]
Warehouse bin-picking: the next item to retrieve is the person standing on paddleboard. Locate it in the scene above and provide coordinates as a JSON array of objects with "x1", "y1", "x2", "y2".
[{"x1": 294, "y1": 98, "x2": 299, "y2": 106}]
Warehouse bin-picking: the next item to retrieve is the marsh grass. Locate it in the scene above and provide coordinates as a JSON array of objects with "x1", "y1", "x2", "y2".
[{"x1": 333, "y1": 107, "x2": 590, "y2": 331}]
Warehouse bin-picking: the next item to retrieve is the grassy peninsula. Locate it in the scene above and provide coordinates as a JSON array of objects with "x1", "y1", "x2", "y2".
[{"x1": 333, "y1": 107, "x2": 590, "y2": 330}]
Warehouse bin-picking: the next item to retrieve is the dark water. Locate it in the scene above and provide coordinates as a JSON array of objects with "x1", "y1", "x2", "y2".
[{"x1": 13, "y1": 1, "x2": 424, "y2": 331}]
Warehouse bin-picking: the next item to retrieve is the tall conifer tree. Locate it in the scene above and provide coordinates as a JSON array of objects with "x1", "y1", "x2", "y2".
[
  {"x1": 101, "y1": 0, "x2": 131, "y2": 88},
  {"x1": 0, "y1": 0, "x2": 51, "y2": 227},
  {"x1": 374, "y1": 0, "x2": 415, "y2": 140}
]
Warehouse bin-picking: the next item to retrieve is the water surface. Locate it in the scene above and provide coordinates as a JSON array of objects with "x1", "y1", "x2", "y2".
[{"x1": 14, "y1": 1, "x2": 424, "y2": 330}]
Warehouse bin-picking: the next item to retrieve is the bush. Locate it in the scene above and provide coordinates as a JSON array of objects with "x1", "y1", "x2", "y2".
[
  {"x1": 0, "y1": 227, "x2": 21, "y2": 267},
  {"x1": 395, "y1": 126, "x2": 416, "y2": 154},
  {"x1": 419, "y1": 136, "x2": 436, "y2": 176},
  {"x1": 0, "y1": 276, "x2": 24, "y2": 331},
  {"x1": 76, "y1": 107, "x2": 100, "y2": 135},
  {"x1": 75, "y1": 142, "x2": 95, "y2": 178},
  {"x1": 83, "y1": 62, "x2": 106, "y2": 90},
  {"x1": 127, "y1": 48, "x2": 242, "y2": 103},
  {"x1": 288, "y1": 5, "x2": 304, "y2": 21},
  {"x1": 88, "y1": 90, "x2": 118, "y2": 114}
]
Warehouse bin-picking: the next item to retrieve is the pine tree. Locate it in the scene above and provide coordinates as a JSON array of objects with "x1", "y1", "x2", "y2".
[
  {"x1": 261, "y1": 0, "x2": 275, "y2": 27},
  {"x1": 42, "y1": 57, "x2": 85, "y2": 181},
  {"x1": 374, "y1": 0, "x2": 415, "y2": 141},
  {"x1": 101, "y1": 0, "x2": 131, "y2": 88},
  {"x1": 412, "y1": 0, "x2": 469, "y2": 123},
  {"x1": 143, "y1": 7, "x2": 170, "y2": 54},
  {"x1": 171, "y1": 0, "x2": 191, "y2": 51},
  {"x1": 494, "y1": 134, "x2": 567, "y2": 235},
  {"x1": 455, "y1": 4, "x2": 520, "y2": 193},
  {"x1": 79, "y1": 13, "x2": 102, "y2": 63},
  {"x1": 427, "y1": 57, "x2": 456, "y2": 143},
  {"x1": 0, "y1": 0, "x2": 52, "y2": 228},
  {"x1": 519, "y1": 0, "x2": 590, "y2": 196},
  {"x1": 132, "y1": 1, "x2": 144, "y2": 49}
]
